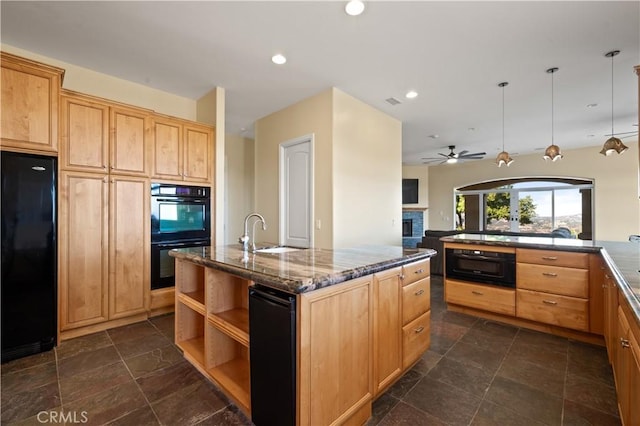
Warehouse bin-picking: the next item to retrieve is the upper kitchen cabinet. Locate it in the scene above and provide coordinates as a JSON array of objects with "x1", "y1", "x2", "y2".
[
  {"x1": 60, "y1": 91, "x2": 151, "y2": 176},
  {"x1": 1, "y1": 52, "x2": 64, "y2": 154},
  {"x1": 151, "y1": 115, "x2": 214, "y2": 183}
]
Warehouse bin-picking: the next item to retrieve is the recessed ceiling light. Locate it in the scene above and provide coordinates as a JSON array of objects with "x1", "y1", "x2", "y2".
[
  {"x1": 271, "y1": 54, "x2": 287, "y2": 65},
  {"x1": 428, "y1": 134, "x2": 439, "y2": 139},
  {"x1": 468, "y1": 127, "x2": 475, "y2": 132},
  {"x1": 586, "y1": 103, "x2": 598, "y2": 108},
  {"x1": 345, "y1": 0, "x2": 365, "y2": 16},
  {"x1": 587, "y1": 134, "x2": 595, "y2": 138},
  {"x1": 405, "y1": 90, "x2": 418, "y2": 99}
]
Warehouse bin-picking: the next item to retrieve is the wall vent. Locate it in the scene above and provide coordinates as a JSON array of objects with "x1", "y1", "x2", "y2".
[{"x1": 385, "y1": 97, "x2": 401, "y2": 106}]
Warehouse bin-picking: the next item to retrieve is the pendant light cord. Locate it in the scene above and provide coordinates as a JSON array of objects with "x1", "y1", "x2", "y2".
[
  {"x1": 551, "y1": 70, "x2": 554, "y2": 144},
  {"x1": 502, "y1": 84, "x2": 505, "y2": 151},
  {"x1": 611, "y1": 52, "x2": 614, "y2": 135}
]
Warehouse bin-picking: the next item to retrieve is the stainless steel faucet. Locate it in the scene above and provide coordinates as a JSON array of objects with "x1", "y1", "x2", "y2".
[{"x1": 239, "y1": 213, "x2": 267, "y2": 252}]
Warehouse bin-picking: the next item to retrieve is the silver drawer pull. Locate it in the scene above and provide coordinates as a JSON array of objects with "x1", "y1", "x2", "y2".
[
  {"x1": 620, "y1": 338, "x2": 631, "y2": 349},
  {"x1": 415, "y1": 269, "x2": 424, "y2": 274},
  {"x1": 471, "y1": 290, "x2": 483, "y2": 296},
  {"x1": 415, "y1": 289, "x2": 425, "y2": 296},
  {"x1": 542, "y1": 300, "x2": 558, "y2": 305},
  {"x1": 542, "y1": 256, "x2": 558, "y2": 261},
  {"x1": 414, "y1": 326, "x2": 425, "y2": 333},
  {"x1": 542, "y1": 272, "x2": 558, "y2": 277}
]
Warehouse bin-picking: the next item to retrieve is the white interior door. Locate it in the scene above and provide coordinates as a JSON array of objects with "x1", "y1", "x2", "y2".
[{"x1": 280, "y1": 136, "x2": 313, "y2": 248}]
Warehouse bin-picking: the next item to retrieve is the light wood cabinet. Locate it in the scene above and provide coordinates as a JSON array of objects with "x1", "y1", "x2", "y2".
[
  {"x1": 372, "y1": 267, "x2": 402, "y2": 395},
  {"x1": 604, "y1": 267, "x2": 619, "y2": 362},
  {"x1": 59, "y1": 171, "x2": 149, "y2": 332},
  {"x1": 108, "y1": 176, "x2": 149, "y2": 319},
  {"x1": 615, "y1": 300, "x2": 640, "y2": 425},
  {"x1": 1, "y1": 52, "x2": 64, "y2": 153},
  {"x1": 400, "y1": 259, "x2": 431, "y2": 370},
  {"x1": 299, "y1": 276, "x2": 373, "y2": 426},
  {"x1": 60, "y1": 91, "x2": 150, "y2": 176},
  {"x1": 174, "y1": 260, "x2": 251, "y2": 414},
  {"x1": 516, "y1": 248, "x2": 590, "y2": 332},
  {"x1": 446, "y1": 279, "x2": 516, "y2": 316},
  {"x1": 151, "y1": 116, "x2": 214, "y2": 183},
  {"x1": 59, "y1": 172, "x2": 109, "y2": 330}
]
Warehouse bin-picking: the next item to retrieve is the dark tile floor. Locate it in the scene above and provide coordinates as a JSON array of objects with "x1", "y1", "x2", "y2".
[{"x1": 1, "y1": 276, "x2": 620, "y2": 425}]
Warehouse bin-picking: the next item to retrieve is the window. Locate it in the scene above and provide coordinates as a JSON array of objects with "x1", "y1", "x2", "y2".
[{"x1": 455, "y1": 178, "x2": 593, "y2": 240}]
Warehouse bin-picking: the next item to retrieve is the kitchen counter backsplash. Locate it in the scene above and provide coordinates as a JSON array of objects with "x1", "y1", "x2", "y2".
[{"x1": 169, "y1": 244, "x2": 436, "y2": 294}]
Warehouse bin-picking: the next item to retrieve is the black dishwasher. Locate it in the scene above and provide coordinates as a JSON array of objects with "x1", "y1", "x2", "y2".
[{"x1": 249, "y1": 285, "x2": 296, "y2": 426}]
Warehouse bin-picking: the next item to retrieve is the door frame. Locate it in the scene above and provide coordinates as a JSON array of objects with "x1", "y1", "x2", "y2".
[{"x1": 278, "y1": 134, "x2": 315, "y2": 247}]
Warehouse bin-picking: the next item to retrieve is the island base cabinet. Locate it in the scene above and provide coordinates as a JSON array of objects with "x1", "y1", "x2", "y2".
[
  {"x1": 446, "y1": 280, "x2": 516, "y2": 316},
  {"x1": 403, "y1": 311, "x2": 430, "y2": 369},
  {"x1": 298, "y1": 276, "x2": 373, "y2": 426},
  {"x1": 516, "y1": 289, "x2": 588, "y2": 332}
]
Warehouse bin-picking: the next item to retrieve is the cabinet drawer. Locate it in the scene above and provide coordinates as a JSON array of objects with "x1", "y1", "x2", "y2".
[
  {"x1": 402, "y1": 311, "x2": 430, "y2": 369},
  {"x1": 517, "y1": 263, "x2": 588, "y2": 298},
  {"x1": 402, "y1": 278, "x2": 430, "y2": 325},
  {"x1": 402, "y1": 259, "x2": 430, "y2": 286},
  {"x1": 516, "y1": 289, "x2": 588, "y2": 331},
  {"x1": 445, "y1": 280, "x2": 515, "y2": 316},
  {"x1": 516, "y1": 249, "x2": 589, "y2": 269}
]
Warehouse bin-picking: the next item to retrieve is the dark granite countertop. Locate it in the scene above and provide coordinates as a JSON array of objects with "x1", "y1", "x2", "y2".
[
  {"x1": 441, "y1": 234, "x2": 640, "y2": 323},
  {"x1": 169, "y1": 244, "x2": 436, "y2": 294}
]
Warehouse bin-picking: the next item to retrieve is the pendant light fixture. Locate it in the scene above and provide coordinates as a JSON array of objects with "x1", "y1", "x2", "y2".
[
  {"x1": 496, "y1": 82, "x2": 513, "y2": 167},
  {"x1": 600, "y1": 50, "x2": 629, "y2": 156},
  {"x1": 543, "y1": 67, "x2": 563, "y2": 161}
]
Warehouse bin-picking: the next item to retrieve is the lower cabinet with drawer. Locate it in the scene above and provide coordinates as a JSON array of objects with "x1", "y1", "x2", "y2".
[
  {"x1": 372, "y1": 258, "x2": 431, "y2": 397},
  {"x1": 516, "y1": 289, "x2": 588, "y2": 331},
  {"x1": 446, "y1": 279, "x2": 516, "y2": 316}
]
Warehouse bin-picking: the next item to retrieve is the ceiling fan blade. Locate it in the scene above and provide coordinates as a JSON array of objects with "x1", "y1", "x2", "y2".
[
  {"x1": 438, "y1": 153, "x2": 449, "y2": 158},
  {"x1": 459, "y1": 152, "x2": 486, "y2": 158},
  {"x1": 457, "y1": 150, "x2": 469, "y2": 157}
]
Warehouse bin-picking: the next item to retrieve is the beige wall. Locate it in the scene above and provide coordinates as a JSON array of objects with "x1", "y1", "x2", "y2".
[
  {"x1": 333, "y1": 90, "x2": 403, "y2": 248},
  {"x1": 225, "y1": 134, "x2": 255, "y2": 244},
  {"x1": 427, "y1": 142, "x2": 640, "y2": 242},
  {"x1": 254, "y1": 89, "x2": 334, "y2": 248},
  {"x1": 2, "y1": 44, "x2": 196, "y2": 120},
  {"x1": 254, "y1": 88, "x2": 403, "y2": 249}
]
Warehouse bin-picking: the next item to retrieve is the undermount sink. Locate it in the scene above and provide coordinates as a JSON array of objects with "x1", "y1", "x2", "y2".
[{"x1": 255, "y1": 246, "x2": 303, "y2": 254}]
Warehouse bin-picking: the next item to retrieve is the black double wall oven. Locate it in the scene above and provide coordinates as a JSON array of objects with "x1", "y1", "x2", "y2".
[{"x1": 151, "y1": 183, "x2": 211, "y2": 290}]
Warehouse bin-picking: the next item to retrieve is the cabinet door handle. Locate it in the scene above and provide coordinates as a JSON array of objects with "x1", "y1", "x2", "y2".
[
  {"x1": 543, "y1": 300, "x2": 558, "y2": 305},
  {"x1": 415, "y1": 269, "x2": 424, "y2": 274},
  {"x1": 541, "y1": 256, "x2": 558, "y2": 261},
  {"x1": 414, "y1": 326, "x2": 425, "y2": 333},
  {"x1": 399, "y1": 274, "x2": 405, "y2": 280},
  {"x1": 414, "y1": 289, "x2": 425, "y2": 296},
  {"x1": 620, "y1": 338, "x2": 631, "y2": 349},
  {"x1": 542, "y1": 272, "x2": 558, "y2": 277},
  {"x1": 471, "y1": 290, "x2": 483, "y2": 296}
]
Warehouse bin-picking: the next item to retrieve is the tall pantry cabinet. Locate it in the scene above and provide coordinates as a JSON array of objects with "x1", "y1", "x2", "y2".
[{"x1": 58, "y1": 91, "x2": 150, "y2": 336}]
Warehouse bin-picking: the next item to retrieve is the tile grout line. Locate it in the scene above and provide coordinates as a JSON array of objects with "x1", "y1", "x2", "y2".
[
  {"x1": 466, "y1": 325, "x2": 520, "y2": 425},
  {"x1": 104, "y1": 323, "x2": 164, "y2": 426},
  {"x1": 560, "y1": 340, "x2": 570, "y2": 425},
  {"x1": 54, "y1": 346, "x2": 65, "y2": 416}
]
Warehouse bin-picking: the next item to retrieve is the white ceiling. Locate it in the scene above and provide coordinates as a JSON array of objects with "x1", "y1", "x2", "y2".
[{"x1": 2, "y1": 1, "x2": 638, "y2": 165}]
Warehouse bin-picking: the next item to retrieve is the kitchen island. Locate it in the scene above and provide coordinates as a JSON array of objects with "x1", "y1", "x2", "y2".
[
  {"x1": 169, "y1": 244, "x2": 436, "y2": 426},
  {"x1": 441, "y1": 233, "x2": 640, "y2": 425}
]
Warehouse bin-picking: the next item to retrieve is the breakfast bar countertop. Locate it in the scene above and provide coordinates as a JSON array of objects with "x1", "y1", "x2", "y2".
[
  {"x1": 440, "y1": 233, "x2": 640, "y2": 324},
  {"x1": 169, "y1": 244, "x2": 437, "y2": 294}
]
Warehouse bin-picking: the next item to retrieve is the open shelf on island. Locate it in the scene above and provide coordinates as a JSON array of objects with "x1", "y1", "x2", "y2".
[
  {"x1": 208, "y1": 308, "x2": 249, "y2": 347},
  {"x1": 178, "y1": 291, "x2": 205, "y2": 315},
  {"x1": 176, "y1": 302, "x2": 205, "y2": 367},
  {"x1": 206, "y1": 322, "x2": 251, "y2": 414}
]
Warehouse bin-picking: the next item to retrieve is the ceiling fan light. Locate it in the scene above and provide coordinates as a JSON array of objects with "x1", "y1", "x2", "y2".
[
  {"x1": 446, "y1": 157, "x2": 458, "y2": 164},
  {"x1": 600, "y1": 136, "x2": 628, "y2": 156},
  {"x1": 345, "y1": 0, "x2": 365, "y2": 16},
  {"x1": 496, "y1": 151, "x2": 513, "y2": 167},
  {"x1": 543, "y1": 144, "x2": 563, "y2": 161}
]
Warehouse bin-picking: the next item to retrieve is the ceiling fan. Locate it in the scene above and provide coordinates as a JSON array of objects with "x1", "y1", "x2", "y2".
[{"x1": 422, "y1": 145, "x2": 487, "y2": 164}]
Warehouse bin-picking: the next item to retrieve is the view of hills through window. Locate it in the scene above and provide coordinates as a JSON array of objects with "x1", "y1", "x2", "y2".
[{"x1": 455, "y1": 179, "x2": 592, "y2": 239}]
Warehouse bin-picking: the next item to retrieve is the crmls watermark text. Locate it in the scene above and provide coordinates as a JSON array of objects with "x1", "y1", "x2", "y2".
[{"x1": 37, "y1": 411, "x2": 88, "y2": 424}]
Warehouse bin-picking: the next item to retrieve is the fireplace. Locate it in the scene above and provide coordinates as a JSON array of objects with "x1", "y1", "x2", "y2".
[{"x1": 402, "y1": 219, "x2": 413, "y2": 237}]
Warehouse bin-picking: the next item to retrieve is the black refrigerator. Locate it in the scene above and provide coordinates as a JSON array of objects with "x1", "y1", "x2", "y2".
[{"x1": 1, "y1": 151, "x2": 57, "y2": 363}]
